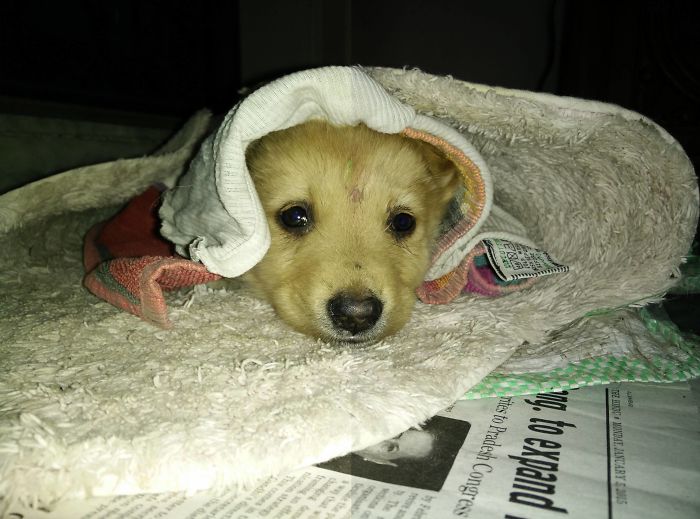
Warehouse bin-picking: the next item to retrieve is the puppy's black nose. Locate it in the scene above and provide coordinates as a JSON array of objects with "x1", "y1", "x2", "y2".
[{"x1": 327, "y1": 293, "x2": 383, "y2": 335}]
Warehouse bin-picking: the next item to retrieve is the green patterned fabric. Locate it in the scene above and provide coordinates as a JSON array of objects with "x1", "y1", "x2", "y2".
[
  {"x1": 464, "y1": 332, "x2": 700, "y2": 399},
  {"x1": 463, "y1": 257, "x2": 700, "y2": 399}
]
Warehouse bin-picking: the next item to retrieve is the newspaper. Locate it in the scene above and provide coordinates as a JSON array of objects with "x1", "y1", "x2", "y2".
[{"x1": 9, "y1": 380, "x2": 700, "y2": 519}]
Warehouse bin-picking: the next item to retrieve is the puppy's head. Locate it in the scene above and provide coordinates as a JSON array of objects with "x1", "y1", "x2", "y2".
[{"x1": 244, "y1": 120, "x2": 460, "y2": 343}]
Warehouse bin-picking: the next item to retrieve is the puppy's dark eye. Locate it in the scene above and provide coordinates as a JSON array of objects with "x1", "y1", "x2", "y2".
[
  {"x1": 389, "y1": 212, "x2": 416, "y2": 237},
  {"x1": 278, "y1": 204, "x2": 311, "y2": 234}
]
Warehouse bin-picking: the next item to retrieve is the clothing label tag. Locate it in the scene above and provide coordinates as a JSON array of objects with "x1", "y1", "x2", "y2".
[{"x1": 482, "y1": 238, "x2": 569, "y2": 281}]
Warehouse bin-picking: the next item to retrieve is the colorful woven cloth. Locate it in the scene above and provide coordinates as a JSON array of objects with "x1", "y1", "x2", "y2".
[
  {"x1": 83, "y1": 186, "x2": 221, "y2": 328},
  {"x1": 418, "y1": 244, "x2": 537, "y2": 302}
]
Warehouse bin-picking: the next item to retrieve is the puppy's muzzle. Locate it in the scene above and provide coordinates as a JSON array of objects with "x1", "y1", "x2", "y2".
[{"x1": 327, "y1": 292, "x2": 383, "y2": 336}]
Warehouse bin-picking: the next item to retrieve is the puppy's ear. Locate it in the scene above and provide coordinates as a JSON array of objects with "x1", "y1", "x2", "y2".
[{"x1": 416, "y1": 141, "x2": 462, "y2": 206}]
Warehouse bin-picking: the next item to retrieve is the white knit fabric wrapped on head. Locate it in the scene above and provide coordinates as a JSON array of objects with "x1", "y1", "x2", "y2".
[{"x1": 159, "y1": 66, "x2": 497, "y2": 279}]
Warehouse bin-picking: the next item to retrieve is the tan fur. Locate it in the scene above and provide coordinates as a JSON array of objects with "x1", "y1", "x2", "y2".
[{"x1": 243, "y1": 120, "x2": 460, "y2": 343}]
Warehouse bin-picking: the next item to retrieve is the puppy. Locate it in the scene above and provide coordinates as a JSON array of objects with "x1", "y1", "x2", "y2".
[{"x1": 243, "y1": 120, "x2": 460, "y2": 343}]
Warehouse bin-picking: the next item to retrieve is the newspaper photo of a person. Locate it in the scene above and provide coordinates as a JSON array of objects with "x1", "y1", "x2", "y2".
[{"x1": 316, "y1": 415, "x2": 471, "y2": 491}]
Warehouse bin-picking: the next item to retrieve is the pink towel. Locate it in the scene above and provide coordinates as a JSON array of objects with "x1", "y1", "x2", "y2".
[{"x1": 83, "y1": 186, "x2": 220, "y2": 328}]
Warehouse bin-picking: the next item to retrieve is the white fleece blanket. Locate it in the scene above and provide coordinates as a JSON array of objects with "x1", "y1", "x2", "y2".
[{"x1": 0, "y1": 67, "x2": 697, "y2": 509}]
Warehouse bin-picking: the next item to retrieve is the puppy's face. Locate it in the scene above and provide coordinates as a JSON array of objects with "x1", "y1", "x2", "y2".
[{"x1": 244, "y1": 121, "x2": 460, "y2": 343}]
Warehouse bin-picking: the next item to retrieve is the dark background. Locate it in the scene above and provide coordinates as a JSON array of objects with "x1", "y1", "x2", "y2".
[
  {"x1": 1, "y1": 0, "x2": 697, "y2": 167},
  {"x1": 1, "y1": 0, "x2": 698, "y2": 329}
]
